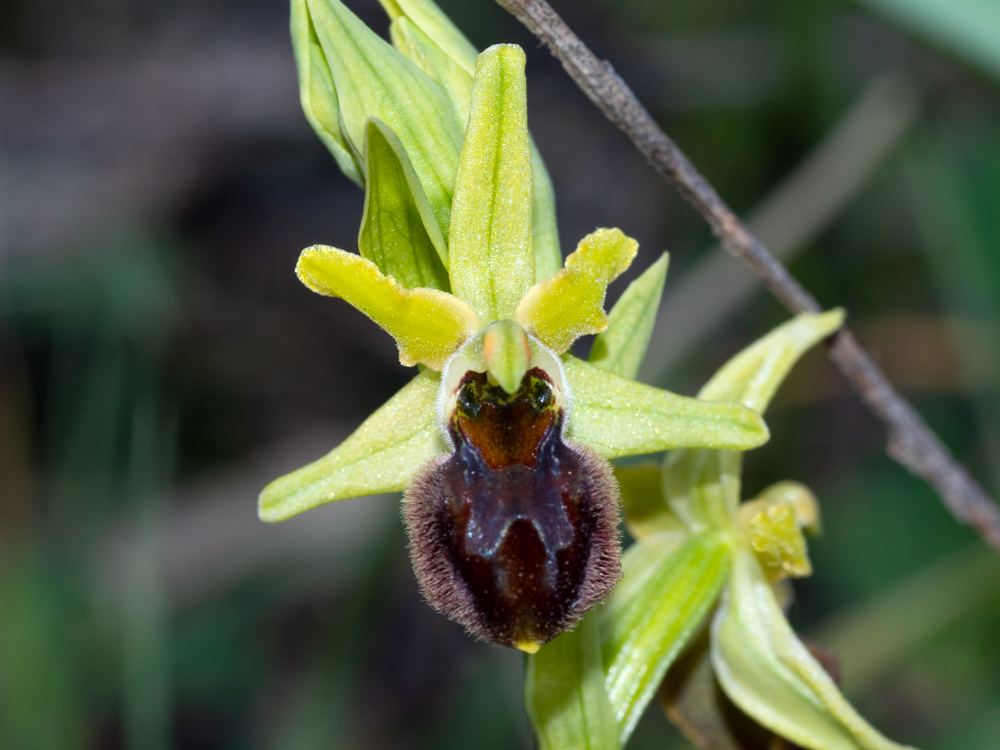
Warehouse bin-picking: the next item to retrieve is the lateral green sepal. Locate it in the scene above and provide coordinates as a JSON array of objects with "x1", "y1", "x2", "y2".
[
  {"x1": 590, "y1": 253, "x2": 669, "y2": 379},
  {"x1": 259, "y1": 370, "x2": 443, "y2": 521},
  {"x1": 448, "y1": 44, "x2": 535, "y2": 322},
  {"x1": 712, "y1": 549, "x2": 917, "y2": 750},
  {"x1": 360, "y1": 118, "x2": 450, "y2": 288},
  {"x1": 602, "y1": 532, "x2": 729, "y2": 743},
  {"x1": 614, "y1": 463, "x2": 686, "y2": 541},
  {"x1": 526, "y1": 613, "x2": 620, "y2": 750},
  {"x1": 562, "y1": 356, "x2": 769, "y2": 459}
]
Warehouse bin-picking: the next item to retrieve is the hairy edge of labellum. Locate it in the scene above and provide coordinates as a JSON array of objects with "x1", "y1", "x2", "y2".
[{"x1": 403, "y1": 366, "x2": 621, "y2": 651}]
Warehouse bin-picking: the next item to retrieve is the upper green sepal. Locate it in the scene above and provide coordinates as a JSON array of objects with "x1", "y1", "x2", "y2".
[
  {"x1": 259, "y1": 370, "x2": 443, "y2": 521},
  {"x1": 448, "y1": 45, "x2": 535, "y2": 322}
]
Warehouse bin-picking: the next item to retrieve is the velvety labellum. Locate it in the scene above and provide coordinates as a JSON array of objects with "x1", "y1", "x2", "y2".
[{"x1": 405, "y1": 368, "x2": 621, "y2": 650}]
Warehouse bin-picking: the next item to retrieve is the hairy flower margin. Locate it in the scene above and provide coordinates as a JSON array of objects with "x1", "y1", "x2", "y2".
[{"x1": 260, "y1": 0, "x2": 918, "y2": 748}]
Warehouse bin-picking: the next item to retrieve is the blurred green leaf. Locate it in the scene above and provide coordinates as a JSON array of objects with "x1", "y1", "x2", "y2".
[
  {"x1": 526, "y1": 613, "x2": 620, "y2": 750},
  {"x1": 855, "y1": 0, "x2": 1000, "y2": 83},
  {"x1": 259, "y1": 369, "x2": 443, "y2": 521},
  {"x1": 448, "y1": 45, "x2": 535, "y2": 321},
  {"x1": 602, "y1": 532, "x2": 729, "y2": 743},
  {"x1": 359, "y1": 118, "x2": 450, "y2": 287},
  {"x1": 712, "y1": 548, "x2": 917, "y2": 750},
  {"x1": 590, "y1": 253, "x2": 669, "y2": 380},
  {"x1": 562, "y1": 356, "x2": 769, "y2": 458}
]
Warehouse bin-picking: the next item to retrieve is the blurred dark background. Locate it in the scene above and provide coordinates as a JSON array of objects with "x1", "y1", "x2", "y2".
[{"x1": 1, "y1": 0, "x2": 999, "y2": 747}]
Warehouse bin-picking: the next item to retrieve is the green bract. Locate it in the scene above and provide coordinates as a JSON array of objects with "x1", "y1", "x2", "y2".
[{"x1": 260, "y1": 39, "x2": 769, "y2": 524}]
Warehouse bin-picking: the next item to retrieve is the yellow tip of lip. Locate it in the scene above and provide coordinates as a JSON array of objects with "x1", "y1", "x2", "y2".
[{"x1": 515, "y1": 641, "x2": 542, "y2": 654}]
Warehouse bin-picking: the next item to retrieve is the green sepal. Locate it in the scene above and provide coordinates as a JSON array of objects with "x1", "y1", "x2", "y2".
[
  {"x1": 699, "y1": 309, "x2": 844, "y2": 412},
  {"x1": 359, "y1": 118, "x2": 450, "y2": 288},
  {"x1": 516, "y1": 228, "x2": 638, "y2": 355},
  {"x1": 590, "y1": 253, "x2": 669, "y2": 380},
  {"x1": 448, "y1": 44, "x2": 535, "y2": 322},
  {"x1": 562, "y1": 356, "x2": 769, "y2": 459},
  {"x1": 291, "y1": 0, "x2": 361, "y2": 183},
  {"x1": 307, "y1": 0, "x2": 462, "y2": 244},
  {"x1": 614, "y1": 463, "x2": 686, "y2": 541},
  {"x1": 376, "y1": 1, "x2": 563, "y2": 281},
  {"x1": 712, "y1": 548, "x2": 917, "y2": 750},
  {"x1": 259, "y1": 370, "x2": 443, "y2": 521},
  {"x1": 525, "y1": 613, "x2": 620, "y2": 750},
  {"x1": 602, "y1": 532, "x2": 730, "y2": 743}
]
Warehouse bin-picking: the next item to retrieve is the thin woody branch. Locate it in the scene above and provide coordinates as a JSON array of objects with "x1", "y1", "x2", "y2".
[{"x1": 495, "y1": 0, "x2": 1000, "y2": 553}]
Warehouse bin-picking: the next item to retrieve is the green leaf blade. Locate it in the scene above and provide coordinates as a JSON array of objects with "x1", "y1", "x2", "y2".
[
  {"x1": 448, "y1": 44, "x2": 535, "y2": 321},
  {"x1": 526, "y1": 614, "x2": 620, "y2": 750},
  {"x1": 602, "y1": 532, "x2": 730, "y2": 743},
  {"x1": 258, "y1": 370, "x2": 443, "y2": 521},
  {"x1": 590, "y1": 253, "x2": 669, "y2": 380},
  {"x1": 359, "y1": 119, "x2": 450, "y2": 288},
  {"x1": 563, "y1": 356, "x2": 769, "y2": 458}
]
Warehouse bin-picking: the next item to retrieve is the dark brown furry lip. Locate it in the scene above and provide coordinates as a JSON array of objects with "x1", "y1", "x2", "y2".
[{"x1": 404, "y1": 368, "x2": 621, "y2": 650}]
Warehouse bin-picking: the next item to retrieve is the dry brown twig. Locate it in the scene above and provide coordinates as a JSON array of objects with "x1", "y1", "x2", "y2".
[{"x1": 495, "y1": 0, "x2": 1000, "y2": 553}]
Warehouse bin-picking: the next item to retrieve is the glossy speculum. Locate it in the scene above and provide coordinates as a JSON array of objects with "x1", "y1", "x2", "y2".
[{"x1": 405, "y1": 367, "x2": 620, "y2": 650}]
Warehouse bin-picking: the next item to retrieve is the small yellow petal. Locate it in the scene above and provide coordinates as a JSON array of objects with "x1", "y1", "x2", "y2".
[
  {"x1": 515, "y1": 228, "x2": 638, "y2": 354},
  {"x1": 296, "y1": 245, "x2": 478, "y2": 369}
]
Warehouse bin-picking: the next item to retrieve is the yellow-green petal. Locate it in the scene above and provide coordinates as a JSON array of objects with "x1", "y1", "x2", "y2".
[
  {"x1": 589, "y1": 253, "x2": 669, "y2": 380},
  {"x1": 562, "y1": 356, "x2": 769, "y2": 459},
  {"x1": 448, "y1": 44, "x2": 535, "y2": 321},
  {"x1": 712, "y1": 549, "x2": 918, "y2": 750},
  {"x1": 390, "y1": 17, "x2": 473, "y2": 125},
  {"x1": 307, "y1": 0, "x2": 462, "y2": 243},
  {"x1": 291, "y1": 0, "x2": 361, "y2": 183},
  {"x1": 602, "y1": 532, "x2": 729, "y2": 743},
  {"x1": 259, "y1": 370, "x2": 443, "y2": 521},
  {"x1": 359, "y1": 118, "x2": 449, "y2": 288},
  {"x1": 525, "y1": 613, "x2": 620, "y2": 750},
  {"x1": 699, "y1": 309, "x2": 845, "y2": 412},
  {"x1": 517, "y1": 229, "x2": 638, "y2": 355},
  {"x1": 296, "y1": 245, "x2": 478, "y2": 369}
]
